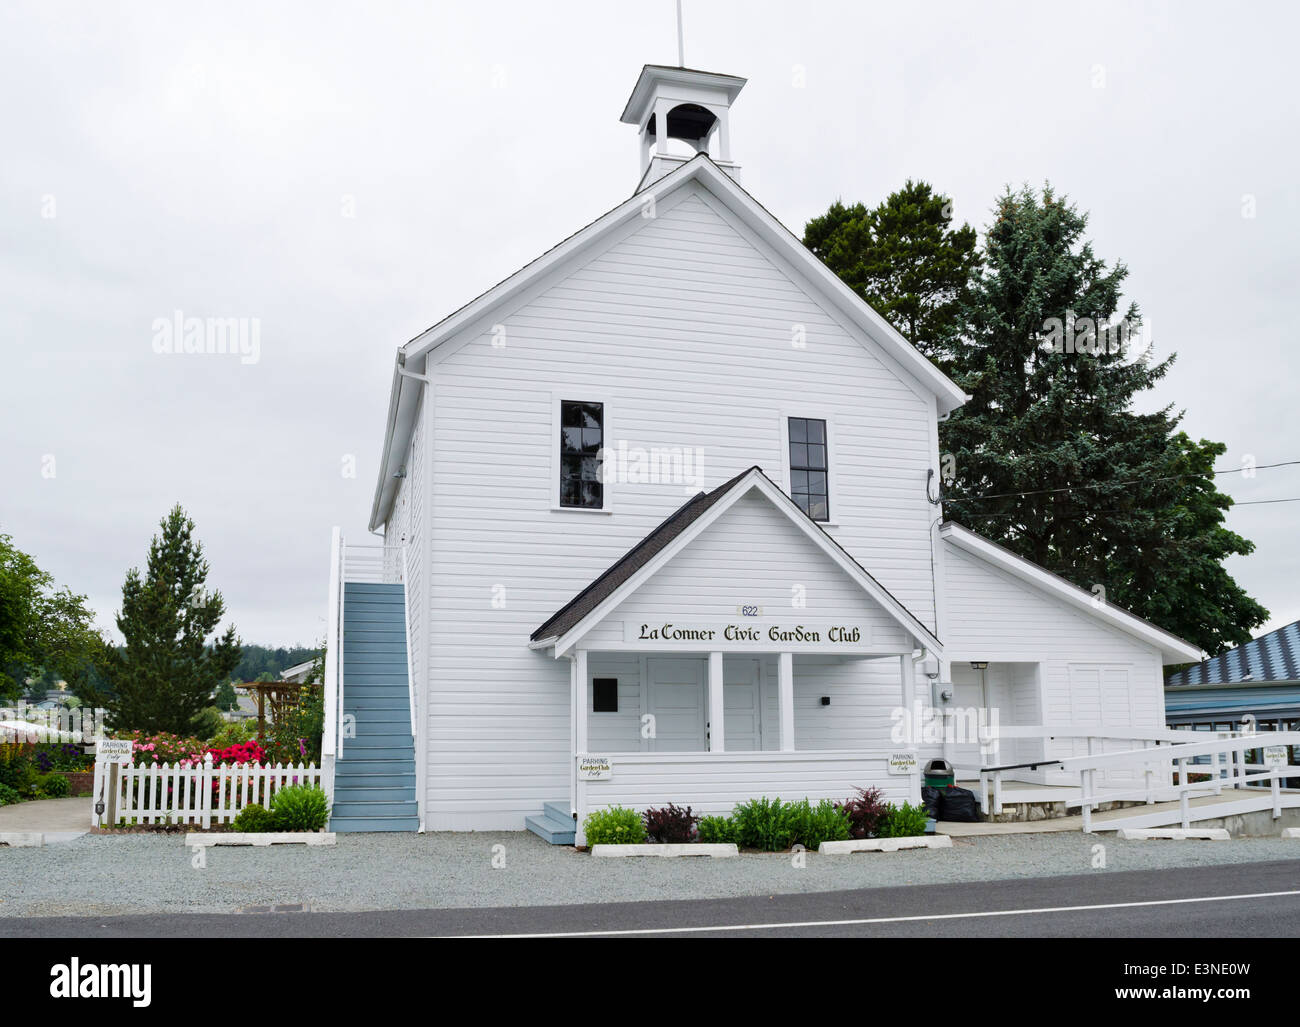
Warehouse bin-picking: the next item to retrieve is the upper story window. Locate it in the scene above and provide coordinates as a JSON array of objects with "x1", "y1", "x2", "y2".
[
  {"x1": 560, "y1": 401, "x2": 604, "y2": 509},
  {"x1": 788, "y1": 416, "x2": 829, "y2": 521}
]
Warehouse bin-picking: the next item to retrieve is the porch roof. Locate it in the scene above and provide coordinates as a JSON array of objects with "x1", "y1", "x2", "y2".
[{"x1": 530, "y1": 466, "x2": 941, "y2": 655}]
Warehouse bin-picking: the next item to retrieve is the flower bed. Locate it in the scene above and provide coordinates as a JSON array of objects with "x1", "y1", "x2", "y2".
[{"x1": 582, "y1": 788, "x2": 930, "y2": 853}]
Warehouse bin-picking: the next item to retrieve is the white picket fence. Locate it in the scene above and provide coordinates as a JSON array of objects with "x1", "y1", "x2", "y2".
[{"x1": 92, "y1": 755, "x2": 323, "y2": 829}]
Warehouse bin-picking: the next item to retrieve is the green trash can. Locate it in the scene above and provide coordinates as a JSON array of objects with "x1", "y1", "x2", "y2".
[{"x1": 923, "y1": 758, "x2": 955, "y2": 789}]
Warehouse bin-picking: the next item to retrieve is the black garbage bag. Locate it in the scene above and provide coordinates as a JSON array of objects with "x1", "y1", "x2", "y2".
[
  {"x1": 921, "y1": 786, "x2": 943, "y2": 820},
  {"x1": 938, "y1": 785, "x2": 980, "y2": 822}
]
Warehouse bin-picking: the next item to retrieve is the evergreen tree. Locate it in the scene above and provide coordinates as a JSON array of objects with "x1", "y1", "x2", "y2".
[
  {"x1": 805, "y1": 181, "x2": 1268, "y2": 655},
  {"x1": 105, "y1": 505, "x2": 241, "y2": 734},
  {"x1": 213, "y1": 680, "x2": 238, "y2": 711},
  {"x1": 802, "y1": 180, "x2": 980, "y2": 373},
  {"x1": 941, "y1": 185, "x2": 1266, "y2": 654}
]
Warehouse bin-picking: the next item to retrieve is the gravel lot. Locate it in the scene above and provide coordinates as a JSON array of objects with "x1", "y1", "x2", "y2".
[{"x1": 2, "y1": 830, "x2": 1299, "y2": 919}]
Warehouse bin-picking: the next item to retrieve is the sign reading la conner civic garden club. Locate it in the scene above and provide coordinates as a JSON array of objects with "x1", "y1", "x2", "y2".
[{"x1": 623, "y1": 621, "x2": 876, "y2": 650}]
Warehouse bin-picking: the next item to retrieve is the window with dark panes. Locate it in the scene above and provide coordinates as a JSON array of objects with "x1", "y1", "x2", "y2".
[
  {"x1": 593, "y1": 678, "x2": 618, "y2": 713},
  {"x1": 788, "y1": 416, "x2": 829, "y2": 521},
  {"x1": 560, "y1": 401, "x2": 604, "y2": 509}
]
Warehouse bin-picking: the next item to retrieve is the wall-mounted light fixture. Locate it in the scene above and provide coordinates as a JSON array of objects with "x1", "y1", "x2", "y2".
[{"x1": 970, "y1": 661, "x2": 989, "y2": 670}]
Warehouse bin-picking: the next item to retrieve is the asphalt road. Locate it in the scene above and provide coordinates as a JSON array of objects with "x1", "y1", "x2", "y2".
[{"x1": 3, "y1": 858, "x2": 1298, "y2": 938}]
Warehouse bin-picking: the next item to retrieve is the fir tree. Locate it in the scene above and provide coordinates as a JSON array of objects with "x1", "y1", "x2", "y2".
[
  {"x1": 802, "y1": 180, "x2": 980, "y2": 373},
  {"x1": 941, "y1": 185, "x2": 1266, "y2": 653},
  {"x1": 106, "y1": 505, "x2": 241, "y2": 734}
]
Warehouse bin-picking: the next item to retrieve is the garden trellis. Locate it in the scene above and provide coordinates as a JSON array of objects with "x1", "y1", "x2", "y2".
[{"x1": 92, "y1": 754, "x2": 323, "y2": 829}]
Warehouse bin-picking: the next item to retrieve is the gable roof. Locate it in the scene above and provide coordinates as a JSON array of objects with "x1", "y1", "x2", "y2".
[
  {"x1": 369, "y1": 154, "x2": 968, "y2": 530},
  {"x1": 939, "y1": 521, "x2": 1204, "y2": 665},
  {"x1": 530, "y1": 466, "x2": 942, "y2": 656},
  {"x1": 1166, "y1": 620, "x2": 1300, "y2": 687}
]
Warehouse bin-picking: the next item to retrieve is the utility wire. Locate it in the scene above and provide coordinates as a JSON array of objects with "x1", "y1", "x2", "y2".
[{"x1": 946, "y1": 459, "x2": 1300, "y2": 506}]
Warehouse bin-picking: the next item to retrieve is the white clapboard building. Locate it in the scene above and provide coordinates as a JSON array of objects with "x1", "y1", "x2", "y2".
[{"x1": 320, "y1": 65, "x2": 1203, "y2": 839}]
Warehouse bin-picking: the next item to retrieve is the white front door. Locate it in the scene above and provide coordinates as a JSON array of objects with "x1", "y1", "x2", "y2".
[
  {"x1": 647, "y1": 657, "x2": 706, "y2": 751},
  {"x1": 723, "y1": 657, "x2": 763, "y2": 751},
  {"x1": 949, "y1": 664, "x2": 988, "y2": 772}
]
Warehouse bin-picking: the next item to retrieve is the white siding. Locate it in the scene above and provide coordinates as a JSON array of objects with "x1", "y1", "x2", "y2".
[
  {"x1": 943, "y1": 541, "x2": 1165, "y2": 779},
  {"x1": 415, "y1": 178, "x2": 941, "y2": 828},
  {"x1": 585, "y1": 492, "x2": 909, "y2": 649}
]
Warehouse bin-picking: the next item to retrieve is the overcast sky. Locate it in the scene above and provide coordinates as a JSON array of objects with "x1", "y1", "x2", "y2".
[{"x1": 2, "y1": 0, "x2": 1297, "y2": 651}]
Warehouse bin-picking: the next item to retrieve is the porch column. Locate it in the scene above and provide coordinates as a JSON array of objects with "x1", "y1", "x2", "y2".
[
  {"x1": 574, "y1": 649, "x2": 589, "y2": 759},
  {"x1": 574, "y1": 649, "x2": 588, "y2": 835},
  {"x1": 707, "y1": 651, "x2": 725, "y2": 752},
  {"x1": 778, "y1": 652, "x2": 795, "y2": 752},
  {"x1": 900, "y1": 654, "x2": 921, "y2": 804}
]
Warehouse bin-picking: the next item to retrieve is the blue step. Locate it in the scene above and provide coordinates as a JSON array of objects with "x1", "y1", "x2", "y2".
[
  {"x1": 525, "y1": 812, "x2": 576, "y2": 845},
  {"x1": 333, "y1": 785, "x2": 416, "y2": 802},
  {"x1": 331, "y1": 799, "x2": 419, "y2": 818},
  {"x1": 332, "y1": 815, "x2": 421, "y2": 833},
  {"x1": 335, "y1": 758, "x2": 412, "y2": 776},
  {"x1": 344, "y1": 735, "x2": 414, "y2": 751},
  {"x1": 331, "y1": 582, "x2": 418, "y2": 832},
  {"x1": 544, "y1": 800, "x2": 574, "y2": 824}
]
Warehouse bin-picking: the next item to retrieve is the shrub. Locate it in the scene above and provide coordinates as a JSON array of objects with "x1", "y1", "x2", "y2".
[
  {"x1": 842, "y1": 786, "x2": 889, "y2": 839},
  {"x1": 114, "y1": 731, "x2": 206, "y2": 766},
  {"x1": 732, "y1": 796, "x2": 800, "y2": 851},
  {"x1": 33, "y1": 742, "x2": 92, "y2": 773},
  {"x1": 37, "y1": 773, "x2": 70, "y2": 798},
  {"x1": 792, "y1": 798, "x2": 852, "y2": 849},
  {"x1": 697, "y1": 815, "x2": 737, "y2": 844},
  {"x1": 232, "y1": 803, "x2": 276, "y2": 832},
  {"x1": 0, "y1": 783, "x2": 20, "y2": 806},
  {"x1": 0, "y1": 742, "x2": 34, "y2": 790},
  {"x1": 206, "y1": 720, "x2": 257, "y2": 749},
  {"x1": 205, "y1": 740, "x2": 267, "y2": 767},
  {"x1": 878, "y1": 801, "x2": 928, "y2": 838},
  {"x1": 190, "y1": 706, "x2": 225, "y2": 741},
  {"x1": 583, "y1": 806, "x2": 647, "y2": 846},
  {"x1": 642, "y1": 803, "x2": 698, "y2": 843},
  {"x1": 269, "y1": 785, "x2": 329, "y2": 832}
]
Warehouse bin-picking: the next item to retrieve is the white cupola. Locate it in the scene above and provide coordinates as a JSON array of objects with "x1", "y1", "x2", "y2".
[{"x1": 619, "y1": 64, "x2": 747, "y2": 192}]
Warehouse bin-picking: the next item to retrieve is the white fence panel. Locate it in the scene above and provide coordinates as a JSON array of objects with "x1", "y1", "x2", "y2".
[{"x1": 98, "y1": 757, "x2": 323, "y2": 828}]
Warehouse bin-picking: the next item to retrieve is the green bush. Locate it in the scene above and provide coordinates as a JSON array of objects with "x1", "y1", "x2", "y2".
[
  {"x1": 0, "y1": 783, "x2": 20, "y2": 806},
  {"x1": 37, "y1": 773, "x2": 70, "y2": 798},
  {"x1": 792, "y1": 798, "x2": 852, "y2": 849},
  {"x1": 732, "y1": 796, "x2": 801, "y2": 851},
  {"x1": 696, "y1": 814, "x2": 737, "y2": 844},
  {"x1": 878, "y1": 801, "x2": 928, "y2": 838},
  {"x1": 232, "y1": 803, "x2": 276, "y2": 832},
  {"x1": 190, "y1": 706, "x2": 226, "y2": 741},
  {"x1": 206, "y1": 720, "x2": 258, "y2": 749},
  {"x1": 583, "y1": 805, "x2": 647, "y2": 846},
  {"x1": 269, "y1": 785, "x2": 329, "y2": 832}
]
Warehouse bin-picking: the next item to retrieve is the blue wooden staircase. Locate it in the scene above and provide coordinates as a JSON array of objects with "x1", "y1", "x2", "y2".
[
  {"x1": 331, "y1": 582, "x2": 420, "y2": 832},
  {"x1": 526, "y1": 800, "x2": 576, "y2": 844}
]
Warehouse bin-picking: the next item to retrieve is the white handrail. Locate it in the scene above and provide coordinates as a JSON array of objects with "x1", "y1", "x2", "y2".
[
  {"x1": 974, "y1": 727, "x2": 1299, "y2": 823},
  {"x1": 1064, "y1": 732, "x2": 1300, "y2": 832},
  {"x1": 321, "y1": 527, "x2": 342, "y2": 802}
]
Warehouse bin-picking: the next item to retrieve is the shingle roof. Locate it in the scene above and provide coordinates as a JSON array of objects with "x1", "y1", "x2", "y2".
[
  {"x1": 1166, "y1": 620, "x2": 1300, "y2": 686},
  {"x1": 530, "y1": 467, "x2": 758, "y2": 643}
]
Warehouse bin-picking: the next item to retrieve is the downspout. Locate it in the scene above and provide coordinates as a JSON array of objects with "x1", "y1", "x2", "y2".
[{"x1": 396, "y1": 357, "x2": 433, "y2": 833}]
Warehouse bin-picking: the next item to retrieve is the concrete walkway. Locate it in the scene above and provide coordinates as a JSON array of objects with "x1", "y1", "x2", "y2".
[{"x1": 0, "y1": 797, "x2": 90, "y2": 845}]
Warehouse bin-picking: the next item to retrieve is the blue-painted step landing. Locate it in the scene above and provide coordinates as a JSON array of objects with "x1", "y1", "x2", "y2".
[{"x1": 525, "y1": 800, "x2": 576, "y2": 845}]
